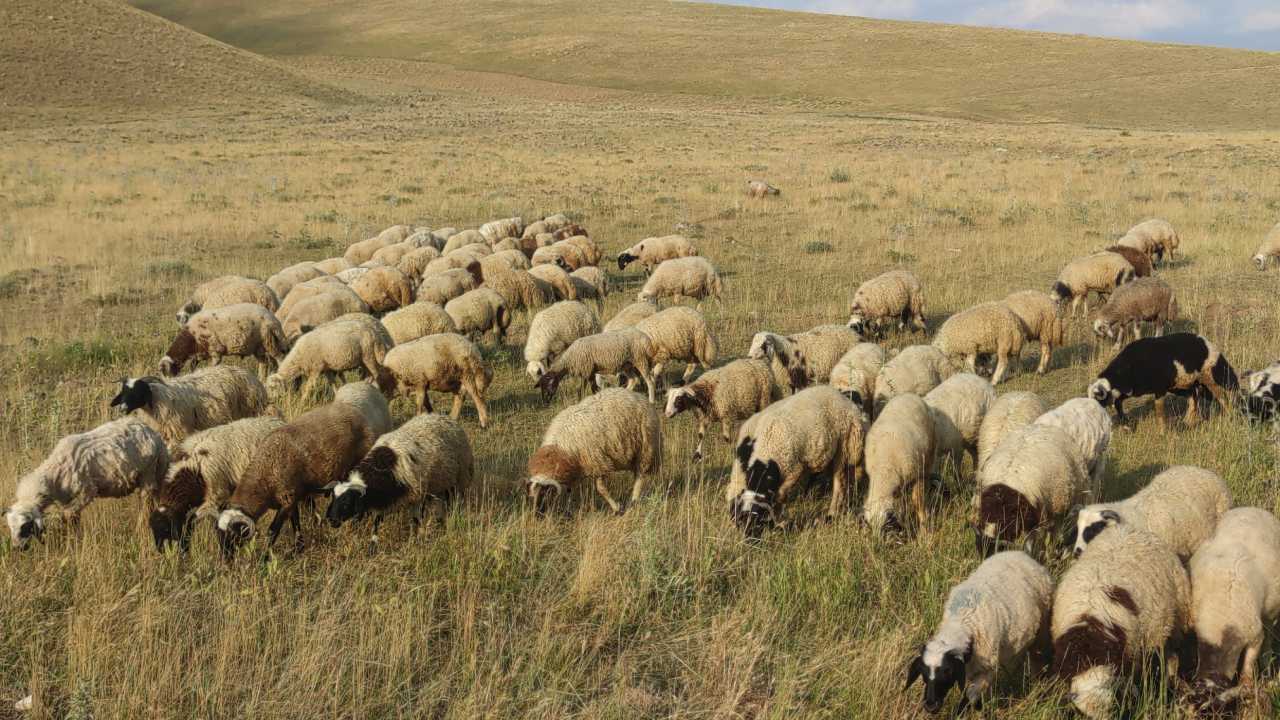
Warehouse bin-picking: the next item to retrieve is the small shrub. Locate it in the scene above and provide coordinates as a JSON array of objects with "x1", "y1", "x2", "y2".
[
  {"x1": 145, "y1": 260, "x2": 194, "y2": 279},
  {"x1": 399, "y1": 184, "x2": 425, "y2": 195},
  {"x1": 0, "y1": 271, "x2": 28, "y2": 299},
  {"x1": 829, "y1": 168, "x2": 851, "y2": 183},
  {"x1": 655, "y1": 196, "x2": 678, "y2": 205},
  {"x1": 804, "y1": 241, "x2": 834, "y2": 254},
  {"x1": 887, "y1": 249, "x2": 917, "y2": 264},
  {"x1": 306, "y1": 209, "x2": 341, "y2": 223}
]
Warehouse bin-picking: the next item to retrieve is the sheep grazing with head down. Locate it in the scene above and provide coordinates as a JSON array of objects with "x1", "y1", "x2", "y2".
[
  {"x1": 1091, "y1": 277, "x2": 1177, "y2": 350},
  {"x1": 846, "y1": 269, "x2": 926, "y2": 338},
  {"x1": 1000, "y1": 290, "x2": 1065, "y2": 375},
  {"x1": 1052, "y1": 524, "x2": 1190, "y2": 720},
  {"x1": 1050, "y1": 251, "x2": 1136, "y2": 318},
  {"x1": 482, "y1": 266, "x2": 556, "y2": 312},
  {"x1": 1242, "y1": 360, "x2": 1280, "y2": 422},
  {"x1": 5, "y1": 418, "x2": 168, "y2": 549},
  {"x1": 378, "y1": 333, "x2": 492, "y2": 427},
  {"x1": 177, "y1": 275, "x2": 280, "y2": 326},
  {"x1": 634, "y1": 306, "x2": 718, "y2": 388},
  {"x1": 1102, "y1": 245, "x2": 1153, "y2": 278},
  {"x1": 976, "y1": 391, "x2": 1045, "y2": 473},
  {"x1": 828, "y1": 343, "x2": 886, "y2": 414},
  {"x1": 604, "y1": 300, "x2": 659, "y2": 332},
  {"x1": 727, "y1": 385, "x2": 867, "y2": 535},
  {"x1": 863, "y1": 393, "x2": 936, "y2": 536},
  {"x1": 524, "y1": 301, "x2": 601, "y2": 380},
  {"x1": 1252, "y1": 221, "x2": 1280, "y2": 270},
  {"x1": 749, "y1": 324, "x2": 862, "y2": 393},
  {"x1": 569, "y1": 266, "x2": 608, "y2": 309},
  {"x1": 445, "y1": 287, "x2": 511, "y2": 343},
  {"x1": 527, "y1": 263, "x2": 578, "y2": 302},
  {"x1": 479, "y1": 216, "x2": 524, "y2": 244},
  {"x1": 637, "y1": 256, "x2": 723, "y2": 307},
  {"x1": 267, "y1": 316, "x2": 392, "y2": 397},
  {"x1": 932, "y1": 302, "x2": 1026, "y2": 386},
  {"x1": 266, "y1": 261, "x2": 327, "y2": 303},
  {"x1": 416, "y1": 263, "x2": 484, "y2": 306},
  {"x1": 277, "y1": 275, "x2": 358, "y2": 320},
  {"x1": 524, "y1": 388, "x2": 661, "y2": 515},
  {"x1": 1032, "y1": 398, "x2": 1111, "y2": 488},
  {"x1": 1088, "y1": 333, "x2": 1237, "y2": 428},
  {"x1": 664, "y1": 358, "x2": 779, "y2": 461},
  {"x1": 906, "y1": 551, "x2": 1053, "y2": 715},
  {"x1": 348, "y1": 266, "x2": 414, "y2": 313},
  {"x1": 923, "y1": 373, "x2": 995, "y2": 480},
  {"x1": 617, "y1": 235, "x2": 698, "y2": 274},
  {"x1": 159, "y1": 303, "x2": 288, "y2": 377},
  {"x1": 1118, "y1": 218, "x2": 1180, "y2": 264},
  {"x1": 745, "y1": 179, "x2": 780, "y2": 198},
  {"x1": 536, "y1": 329, "x2": 658, "y2": 403},
  {"x1": 872, "y1": 345, "x2": 957, "y2": 417},
  {"x1": 397, "y1": 246, "x2": 443, "y2": 282},
  {"x1": 380, "y1": 302, "x2": 457, "y2": 345},
  {"x1": 111, "y1": 366, "x2": 269, "y2": 448},
  {"x1": 279, "y1": 290, "x2": 372, "y2": 344}
]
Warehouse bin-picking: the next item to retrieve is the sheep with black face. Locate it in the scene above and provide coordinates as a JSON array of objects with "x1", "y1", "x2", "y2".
[
  {"x1": 1087, "y1": 333, "x2": 1236, "y2": 428},
  {"x1": 111, "y1": 366, "x2": 269, "y2": 448}
]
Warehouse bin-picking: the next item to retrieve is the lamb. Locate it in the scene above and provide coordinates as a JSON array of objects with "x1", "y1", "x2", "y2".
[
  {"x1": 976, "y1": 391, "x2": 1046, "y2": 473},
  {"x1": 634, "y1": 306, "x2": 718, "y2": 388},
  {"x1": 215, "y1": 383, "x2": 390, "y2": 556},
  {"x1": 5, "y1": 418, "x2": 168, "y2": 548},
  {"x1": 1118, "y1": 218, "x2": 1180, "y2": 263},
  {"x1": 1102, "y1": 245, "x2": 1153, "y2": 278},
  {"x1": 524, "y1": 388, "x2": 661, "y2": 515},
  {"x1": 1050, "y1": 252, "x2": 1136, "y2": 318},
  {"x1": 313, "y1": 257, "x2": 354, "y2": 275},
  {"x1": 535, "y1": 329, "x2": 658, "y2": 402},
  {"x1": 527, "y1": 262, "x2": 578, "y2": 302},
  {"x1": 637, "y1": 256, "x2": 723, "y2": 307},
  {"x1": 445, "y1": 287, "x2": 511, "y2": 342},
  {"x1": 326, "y1": 413, "x2": 473, "y2": 531},
  {"x1": 481, "y1": 266, "x2": 556, "y2": 311},
  {"x1": 932, "y1": 301, "x2": 1026, "y2": 385},
  {"x1": 147, "y1": 416, "x2": 285, "y2": 551},
  {"x1": 416, "y1": 263, "x2": 484, "y2": 306},
  {"x1": 604, "y1": 300, "x2": 658, "y2": 332},
  {"x1": 524, "y1": 301, "x2": 601, "y2": 380},
  {"x1": 726, "y1": 385, "x2": 866, "y2": 535},
  {"x1": 846, "y1": 269, "x2": 927, "y2": 337},
  {"x1": 380, "y1": 301, "x2": 458, "y2": 345},
  {"x1": 1087, "y1": 333, "x2": 1237, "y2": 428},
  {"x1": 397, "y1": 246, "x2": 443, "y2": 282},
  {"x1": 616, "y1": 235, "x2": 698, "y2": 274},
  {"x1": 1067, "y1": 465, "x2": 1231, "y2": 561},
  {"x1": 923, "y1": 373, "x2": 995, "y2": 480},
  {"x1": 828, "y1": 343, "x2": 886, "y2": 414},
  {"x1": 863, "y1": 393, "x2": 937, "y2": 535},
  {"x1": 905, "y1": 551, "x2": 1053, "y2": 714},
  {"x1": 1052, "y1": 524, "x2": 1190, "y2": 720},
  {"x1": 749, "y1": 324, "x2": 862, "y2": 392},
  {"x1": 664, "y1": 358, "x2": 778, "y2": 461},
  {"x1": 349, "y1": 266, "x2": 414, "y2": 313},
  {"x1": 266, "y1": 262, "x2": 326, "y2": 302},
  {"x1": 872, "y1": 345, "x2": 958, "y2": 416},
  {"x1": 279, "y1": 290, "x2": 372, "y2": 343},
  {"x1": 110, "y1": 366, "x2": 269, "y2": 447},
  {"x1": 478, "y1": 217, "x2": 523, "y2": 244},
  {"x1": 177, "y1": 275, "x2": 280, "y2": 325},
  {"x1": 159, "y1": 303, "x2": 288, "y2": 377},
  {"x1": 1032, "y1": 398, "x2": 1112, "y2": 487},
  {"x1": 1001, "y1": 290, "x2": 1065, "y2": 375},
  {"x1": 974, "y1": 423, "x2": 1088, "y2": 557},
  {"x1": 1252, "y1": 221, "x2": 1280, "y2": 270},
  {"x1": 745, "y1": 179, "x2": 780, "y2": 197},
  {"x1": 1187, "y1": 507, "x2": 1280, "y2": 708},
  {"x1": 377, "y1": 333, "x2": 492, "y2": 427},
  {"x1": 1091, "y1": 277, "x2": 1177, "y2": 349},
  {"x1": 267, "y1": 316, "x2": 392, "y2": 396}
]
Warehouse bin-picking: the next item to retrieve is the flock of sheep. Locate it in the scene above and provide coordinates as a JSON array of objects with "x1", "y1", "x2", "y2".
[{"x1": 7, "y1": 209, "x2": 1280, "y2": 719}]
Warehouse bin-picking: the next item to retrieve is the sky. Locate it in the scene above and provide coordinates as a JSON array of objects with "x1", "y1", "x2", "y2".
[{"x1": 704, "y1": 1, "x2": 1280, "y2": 51}]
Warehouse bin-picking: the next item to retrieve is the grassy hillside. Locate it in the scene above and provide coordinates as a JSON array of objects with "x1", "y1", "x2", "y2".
[{"x1": 130, "y1": 0, "x2": 1280, "y2": 131}]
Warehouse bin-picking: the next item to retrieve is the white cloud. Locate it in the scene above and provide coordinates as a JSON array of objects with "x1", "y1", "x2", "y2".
[
  {"x1": 964, "y1": 0, "x2": 1202, "y2": 38},
  {"x1": 1238, "y1": 8, "x2": 1280, "y2": 32}
]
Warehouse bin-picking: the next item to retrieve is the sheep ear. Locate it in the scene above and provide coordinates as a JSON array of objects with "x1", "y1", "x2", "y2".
[
  {"x1": 1100, "y1": 509, "x2": 1121, "y2": 524},
  {"x1": 905, "y1": 655, "x2": 925, "y2": 690},
  {"x1": 320, "y1": 481, "x2": 339, "y2": 492},
  {"x1": 194, "y1": 506, "x2": 218, "y2": 520}
]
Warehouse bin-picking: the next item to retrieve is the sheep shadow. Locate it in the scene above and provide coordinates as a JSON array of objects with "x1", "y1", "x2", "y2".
[{"x1": 1102, "y1": 463, "x2": 1165, "y2": 501}]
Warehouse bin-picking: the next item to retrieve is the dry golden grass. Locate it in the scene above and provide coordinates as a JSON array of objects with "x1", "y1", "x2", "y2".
[{"x1": 4, "y1": 6, "x2": 1280, "y2": 720}]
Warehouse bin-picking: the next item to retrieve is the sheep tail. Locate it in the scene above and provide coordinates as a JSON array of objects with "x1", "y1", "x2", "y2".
[
  {"x1": 699, "y1": 330, "x2": 719, "y2": 366},
  {"x1": 1212, "y1": 355, "x2": 1239, "y2": 393}
]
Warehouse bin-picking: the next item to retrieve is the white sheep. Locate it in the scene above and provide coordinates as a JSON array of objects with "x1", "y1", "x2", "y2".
[
  {"x1": 280, "y1": 290, "x2": 372, "y2": 343},
  {"x1": 5, "y1": 418, "x2": 168, "y2": 548},
  {"x1": 616, "y1": 234, "x2": 697, "y2": 274},
  {"x1": 369, "y1": 241, "x2": 415, "y2": 267},
  {"x1": 604, "y1": 299, "x2": 659, "y2": 332},
  {"x1": 664, "y1": 358, "x2": 779, "y2": 461},
  {"x1": 828, "y1": 343, "x2": 886, "y2": 414},
  {"x1": 634, "y1": 306, "x2": 718, "y2": 388},
  {"x1": 482, "y1": 266, "x2": 556, "y2": 311},
  {"x1": 177, "y1": 275, "x2": 279, "y2": 325},
  {"x1": 343, "y1": 235, "x2": 396, "y2": 266},
  {"x1": 1050, "y1": 251, "x2": 1136, "y2": 318},
  {"x1": 1001, "y1": 290, "x2": 1065, "y2": 375},
  {"x1": 637, "y1": 256, "x2": 723, "y2": 307},
  {"x1": 377, "y1": 333, "x2": 493, "y2": 427},
  {"x1": 527, "y1": 263, "x2": 577, "y2": 302},
  {"x1": 846, "y1": 269, "x2": 926, "y2": 337},
  {"x1": 442, "y1": 229, "x2": 485, "y2": 254},
  {"x1": 745, "y1": 179, "x2": 780, "y2": 198},
  {"x1": 524, "y1": 388, "x2": 661, "y2": 515},
  {"x1": 977, "y1": 391, "x2": 1045, "y2": 473},
  {"x1": 535, "y1": 329, "x2": 658, "y2": 403},
  {"x1": 110, "y1": 366, "x2": 269, "y2": 448},
  {"x1": 266, "y1": 262, "x2": 326, "y2": 302},
  {"x1": 445, "y1": 287, "x2": 511, "y2": 342},
  {"x1": 1118, "y1": 218, "x2": 1180, "y2": 263},
  {"x1": 159, "y1": 303, "x2": 288, "y2": 377},
  {"x1": 1068, "y1": 465, "x2": 1231, "y2": 561},
  {"x1": 335, "y1": 266, "x2": 372, "y2": 284},
  {"x1": 1091, "y1": 277, "x2": 1177, "y2": 349},
  {"x1": 313, "y1": 257, "x2": 354, "y2": 275},
  {"x1": 397, "y1": 246, "x2": 443, "y2": 282},
  {"x1": 1032, "y1": 398, "x2": 1111, "y2": 488},
  {"x1": 932, "y1": 301, "x2": 1026, "y2": 386},
  {"x1": 277, "y1": 275, "x2": 358, "y2": 321},
  {"x1": 863, "y1": 393, "x2": 936, "y2": 535},
  {"x1": 479, "y1": 217, "x2": 523, "y2": 244},
  {"x1": 380, "y1": 302, "x2": 458, "y2": 345},
  {"x1": 570, "y1": 266, "x2": 608, "y2": 304},
  {"x1": 524, "y1": 301, "x2": 601, "y2": 380},
  {"x1": 1252, "y1": 221, "x2": 1280, "y2": 270},
  {"x1": 872, "y1": 345, "x2": 957, "y2": 416},
  {"x1": 749, "y1": 324, "x2": 862, "y2": 392},
  {"x1": 923, "y1": 373, "x2": 995, "y2": 480},
  {"x1": 267, "y1": 316, "x2": 391, "y2": 396},
  {"x1": 417, "y1": 264, "x2": 484, "y2": 306},
  {"x1": 349, "y1": 266, "x2": 415, "y2": 313}
]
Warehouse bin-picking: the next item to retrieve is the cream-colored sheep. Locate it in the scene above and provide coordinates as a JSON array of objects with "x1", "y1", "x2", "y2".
[
  {"x1": 977, "y1": 391, "x2": 1045, "y2": 474},
  {"x1": 975, "y1": 423, "x2": 1088, "y2": 556},
  {"x1": 634, "y1": 306, "x2": 718, "y2": 387},
  {"x1": 570, "y1": 266, "x2": 608, "y2": 304},
  {"x1": 1032, "y1": 398, "x2": 1111, "y2": 487},
  {"x1": 828, "y1": 343, "x2": 886, "y2": 415},
  {"x1": 424, "y1": 251, "x2": 486, "y2": 278},
  {"x1": 637, "y1": 256, "x2": 723, "y2": 307},
  {"x1": 531, "y1": 243, "x2": 579, "y2": 270},
  {"x1": 314, "y1": 257, "x2": 354, "y2": 275},
  {"x1": 110, "y1": 366, "x2": 269, "y2": 448},
  {"x1": 933, "y1": 302, "x2": 1026, "y2": 385},
  {"x1": 348, "y1": 266, "x2": 414, "y2": 313},
  {"x1": 1050, "y1": 251, "x2": 1136, "y2": 318},
  {"x1": 1252, "y1": 222, "x2": 1280, "y2": 270},
  {"x1": 482, "y1": 267, "x2": 555, "y2": 311},
  {"x1": 481, "y1": 249, "x2": 531, "y2": 274},
  {"x1": 863, "y1": 393, "x2": 936, "y2": 535},
  {"x1": 336, "y1": 267, "x2": 372, "y2": 284},
  {"x1": 846, "y1": 269, "x2": 926, "y2": 337},
  {"x1": 267, "y1": 317, "x2": 391, "y2": 396},
  {"x1": 378, "y1": 333, "x2": 492, "y2": 427},
  {"x1": 178, "y1": 275, "x2": 279, "y2": 325},
  {"x1": 749, "y1": 324, "x2": 862, "y2": 393},
  {"x1": 524, "y1": 301, "x2": 601, "y2": 380},
  {"x1": 416, "y1": 263, "x2": 484, "y2": 306},
  {"x1": 442, "y1": 229, "x2": 485, "y2": 254},
  {"x1": 664, "y1": 358, "x2": 778, "y2": 461},
  {"x1": 527, "y1": 263, "x2": 577, "y2": 301},
  {"x1": 1091, "y1": 277, "x2": 1176, "y2": 349},
  {"x1": 617, "y1": 235, "x2": 698, "y2": 274},
  {"x1": 280, "y1": 291, "x2": 372, "y2": 344},
  {"x1": 1119, "y1": 218, "x2": 1180, "y2": 263},
  {"x1": 1102, "y1": 245, "x2": 1153, "y2": 278},
  {"x1": 479, "y1": 217, "x2": 523, "y2": 244},
  {"x1": 380, "y1": 302, "x2": 458, "y2": 345},
  {"x1": 344, "y1": 235, "x2": 395, "y2": 266},
  {"x1": 445, "y1": 287, "x2": 510, "y2": 342},
  {"x1": 159, "y1": 303, "x2": 288, "y2": 377},
  {"x1": 536, "y1": 329, "x2": 658, "y2": 402},
  {"x1": 604, "y1": 300, "x2": 658, "y2": 332},
  {"x1": 277, "y1": 275, "x2": 361, "y2": 322},
  {"x1": 560, "y1": 235, "x2": 602, "y2": 267},
  {"x1": 872, "y1": 345, "x2": 957, "y2": 416},
  {"x1": 924, "y1": 373, "x2": 995, "y2": 480},
  {"x1": 745, "y1": 179, "x2": 780, "y2": 198},
  {"x1": 370, "y1": 242, "x2": 415, "y2": 267},
  {"x1": 1001, "y1": 290, "x2": 1064, "y2": 375},
  {"x1": 397, "y1": 246, "x2": 442, "y2": 282},
  {"x1": 266, "y1": 262, "x2": 326, "y2": 303}
]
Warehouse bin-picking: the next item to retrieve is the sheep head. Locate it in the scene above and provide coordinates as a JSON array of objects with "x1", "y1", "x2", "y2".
[
  {"x1": 215, "y1": 508, "x2": 255, "y2": 559},
  {"x1": 5, "y1": 508, "x2": 45, "y2": 549},
  {"x1": 110, "y1": 377, "x2": 154, "y2": 413}
]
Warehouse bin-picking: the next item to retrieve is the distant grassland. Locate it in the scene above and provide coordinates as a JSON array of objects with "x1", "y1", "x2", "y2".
[{"x1": 3, "y1": 24, "x2": 1280, "y2": 720}]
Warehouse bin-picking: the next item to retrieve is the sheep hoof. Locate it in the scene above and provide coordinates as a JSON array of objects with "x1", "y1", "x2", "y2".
[{"x1": 15, "y1": 695, "x2": 32, "y2": 712}]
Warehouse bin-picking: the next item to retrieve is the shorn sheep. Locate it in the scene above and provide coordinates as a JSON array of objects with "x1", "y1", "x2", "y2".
[
  {"x1": 1067, "y1": 465, "x2": 1231, "y2": 561},
  {"x1": 1050, "y1": 251, "x2": 1136, "y2": 318},
  {"x1": 6, "y1": 418, "x2": 168, "y2": 548},
  {"x1": 1001, "y1": 290, "x2": 1065, "y2": 375},
  {"x1": 177, "y1": 275, "x2": 279, "y2": 325},
  {"x1": 616, "y1": 235, "x2": 698, "y2": 274},
  {"x1": 863, "y1": 393, "x2": 936, "y2": 535},
  {"x1": 906, "y1": 551, "x2": 1053, "y2": 714},
  {"x1": 1252, "y1": 221, "x2": 1280, "y2": 270},
  {"x1": 159, "y1": 303, "x2": 288, "y2": 377},
  {"x1": 923, "y1": 373, "x2": 995, "y2": 480},
  {"x1": 637, "y1": 256, "x2": 723, "y2": 307},
  {"x1": 1090, "y1": 276, "x2": 1177, "y2": 349},
  {"x1": 846, "y1": 269, "x2": 926, "y2": 338},
  {"x1": 749, "y1": 324, "x2": 862, "y2": 392},
  {"x1": 872, "y1": 345, "x2": 957, "y2": 416},
  {"x1": 377, "y1": 333, "x2": 492, "y2": 427},
  {"x1": 977, "y1": 391, "x2": 1045, "y2": 473},
  {"x1": 634, "y1": 306, "x2": 718, "y2": 387},
  {"x1": 524, "y1": 388, "x2": 661, "y2": 515},
  {"x1": 727, "y1": 385, "x2": 866, "y2": 535},
  {"x1": 664, "y1": 358, "x2": 778, "y2": 461},
  {"x1": 1088, "y1": 333, "x2": 1237, "y2": 428},
  {"x1": 932, "y1": 302, "x2": 1025, "y2": 385},
  {"x1": 524, "y1": 301, "x2": 601, "y2": 380},
  {"x1": 828, "y1": 342, "x2": 886, "y2": 414},
  {"x1": 1052, "y1": 524, "x2": 1190, "y2": 720},
  {"x1": 110, "y1": 366, "x2": 268, "y2": 447}
]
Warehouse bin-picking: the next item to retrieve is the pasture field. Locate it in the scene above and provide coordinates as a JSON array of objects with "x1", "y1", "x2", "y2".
[{"x1": 3, "y1": 3, "x2": 1280, "y2": 719}]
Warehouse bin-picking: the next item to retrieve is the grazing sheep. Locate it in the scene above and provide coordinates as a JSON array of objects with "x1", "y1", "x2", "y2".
[
  {"x1": 828, "y1": 343, "x2": 886, "y2": 414},
  {"x1": 1053, "y1": 524, "x2": 1190, "y2": 720},
  {"x1": 111, "y1": 366, "x2": 268, "y2": 447},
  {"x1": 1252, "y1": 222, "x2": 1280, "y2": 270},
  {"x1": 535, "y1": 329, "x2": 658, "y2": 402},
  {"x1": 443, "y1": 229, "x2": 485, "y2": 254},
  {"x1": 482, "y1": 266, "x2": 556, "y2": 311},
  {"x1": 416, "y1": 263, "x2": 484, "y2": 306},
  {"x1": 430, "y1": 228, "x2": 457, "y2": 246},
  {"x1": 159, "y1": 303, "x2": 288, "y2": 377},
  {"x1": 377, "y1": 333, "x2": 492, "y2": 427},
  {"x1": 424, "y1": 251, "x2": 486, "y2": 278},
  {"x1": 1088, "y1": 333, "x2": 1237, "y2": 428},
  {"x1": 1001, "y1": 290, "x2": 1065, "y2": 375},
  {"x1": 1032, "y1": 398, "x2": 1112, "y2": 487},
  {"x1": 872, "y1": 345, "x2": 957, "y2": 417},
  {"x1": 478, "y1": 217, "x2": 523, "y2": 244},
  {"x1": 279, "y1": 290, "x2": 372, "y2": 344},
  {"x1": 380, "y1": 302, "x2": 458, "y2": 345},
  {"x1": 373, "y1": 224, "x2": 413, "y2": 245},
  {"x1": 481, "y1": 249, "x2": 531, "y2": 274},
  {"x1": 215, "y1": 384, "x2": 389, "y2": 556},
  {"x1": 637, "y1": 256, "x2": 723, "y2": 307},
  {"x1": 604, "y1": 299, "x2": 659, "y2": 332},
  {"x1": 397, "y1": 246, "x2": 443, "y2": 282},
  {"x1": 524, "y1": 388, "x2": 661, "y2": 514},
  {"x1": 933, "y1": 302, "x2": 1026, "y2": 386},
  {"x1": 616, "y1": 235, "x2": 698, "y2": 274},
  {"x1": 924, "y1": 373, "x2": 996, "y2": 479},
  {"x1": 266, "y1": 262, "x2": 326, "y2": 302},
  {"x1": 314, "y1": 257, "x2": 354, "y2": 275},
  {"x1": 336, "y1": 267, "x2": 372, "y2": 284},
  {"x1": 527, "y1": 263, "x2": 577, "y2": 301},
  {"x1": 524, "y1": 301, "x2": 601, "y2": 380},
  {"x1": 1188, "y1": 508, "x2": 1280, "y2": 708},
  {"x1": 177, "y1": 276, "x2": 279, "y2": 325},
  {"x1": 1050, "y1": 252, "x2": 1136, "y2": 318},
  {"x1": 664, "y1": 358, "x2": 778, "y2": 461},
  {"x1": 974, "y1": 423, "x2": 1088, "y2": 557},
  {"x1": 1091, "y1": 277, "x2": 1177, "y2": 349},
  {"x1": 634, "y1": 306, "x2": 718, "y2": 388},
  {"x1": 863, "y1": 393, "x2": 936, "y2": 535},
  {"x1": 404, "y1": 229, "x2": 441, "y2": 250},
  {"x1": 977, "y1": 391, "x2": 1046, "y2": 473},
  {"x1": 727, "y1": 385, "x2": 866, "y2": 535},
  {"x1": 1102, "y1": 245, "x2": 1153, "y2": 278},
  {"x1": 277, "y1": 275, "x2": 358, "y2": 321},
  {"x1": 349, "y1": 266, "x2": 414, "y2": 313},
  {"x1": 445, "y1": 287, "x2": 511, "y2": 343},
  {"x1": 906, "y1": 551, "x2": 1053, "y2": 714},
  {"x1": 749, "y1": 324, "x2": 862, "y2": 392},
  {"x1": 1243, "y1": 360, "x2": 1280, "y2": 422},
  {"x1": 5, "y1": 418, "x2": 168, "y2": 548},
  {"x1": 745, "y1": 179, "x2": 780, "y2": 197},
  {"x1": 531, "y1": 243, "x2": 579, "y2": 270},
  {"x1": 327, "y1": 413, "x2": 473, "y2": 531},
  {"x1": 450, "y1": 242, "x2": 492, "y2": 259},
  {"x1": 1119, "y1": 218, "x2": 1180, "y2": 263},
  {"x1": 147, "y1": 416, "x2": 285, "y2": 551},
  {"x1": 560, "y1": 235, "x2": 602, "y2": 267},
  {"x1": 344, "y1": 236, "x2": 395, "y2": 266},
  {"x1": 846, "y1": 269, "x2": 927, "y2": 337},
  {"x1": 267, "y1": 316, "x2": 392, "y2": 396},
  {"x1": 570, "y1": 266, "x2": 608, "y2": 303},
  {"x1": 1068, "y1": 465, "x2": 1231, "y2": 561},
  {"x1": 370, "y1": 241, "x2": 415, "y2": 267}
]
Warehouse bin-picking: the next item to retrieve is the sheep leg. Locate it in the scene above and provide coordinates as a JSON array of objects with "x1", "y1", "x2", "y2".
[
  {"x1": 627, "y1": 469, "x2": 647, "y2": 510},
  {"x1": 588, "y1": 373, "x2": 600, "y2": 395},
  {"x1": 965, "y1": 353, "x2": 978, "y2": 374},
  {"x1": 449, "y1": 393, "x2": 464, "y2": 421},
  {"x1": 465, "y1": 383, "x2": 489, "y2": 429},
  {"x1": 650, "y1": 362, "x2": 665, "y2": 391},
  {"x1": 289, "y1": 506, "x2": 304, "y2": 552},
  {"x1": 692, "y1": 416, "x2": 709, "y2": 462},
  {"x1": 1241, "y1": 642, "x2": 1261, "y2": 687},
  {"x1": 1133, "y1": 323, "x2": 1143, "y2": 340},
  {"x1": 826, "y1": 462, "x2": 850, "y2": 520},
  {"x1": 266, "y1": 509, "x2": 289, "y2": 549},
  {"x1": 593, "y1": 476, "x2": 622, "y2": 514},
  {"x1": 1184, "y1": 393, "x2": 1201, "y2": 427},
  {"x1": 1069, "y1": 296, "x2": 1081, "y2": 318},
  {"x1": 990, "y1": 352, "x2": 1009, "y2": 385},
  {"x1": 681, "y1": 362, "x2": 697, "y2": 384},
  {"x1": 641, "y1": 372, "x2": 656, "y2": 403},
  {"x1": 910, "y1": 478, "x2": 927, "y2": 532},
  {"x1": 1155, "y1": 395, "x2": 1168, "y2": 430},
  {"x1": 1037, "y1": 341, "x2": 1051, "y2": 374}
]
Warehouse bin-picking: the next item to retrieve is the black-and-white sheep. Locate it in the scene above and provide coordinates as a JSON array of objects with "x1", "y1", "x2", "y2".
[{"x1": 1087, "y1": 333, "x2": 1237, "y2": 428}]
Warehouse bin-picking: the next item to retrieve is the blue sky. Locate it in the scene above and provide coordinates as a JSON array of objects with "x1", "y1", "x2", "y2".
[{"x1": 705, "y1": 1, "x2": 1280, "y2": 51}]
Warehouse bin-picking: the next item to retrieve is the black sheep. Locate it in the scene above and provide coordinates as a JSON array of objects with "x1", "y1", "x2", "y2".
[{"x1": 1088, "y1": 333, "x2": 1236, "y2": 427}]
